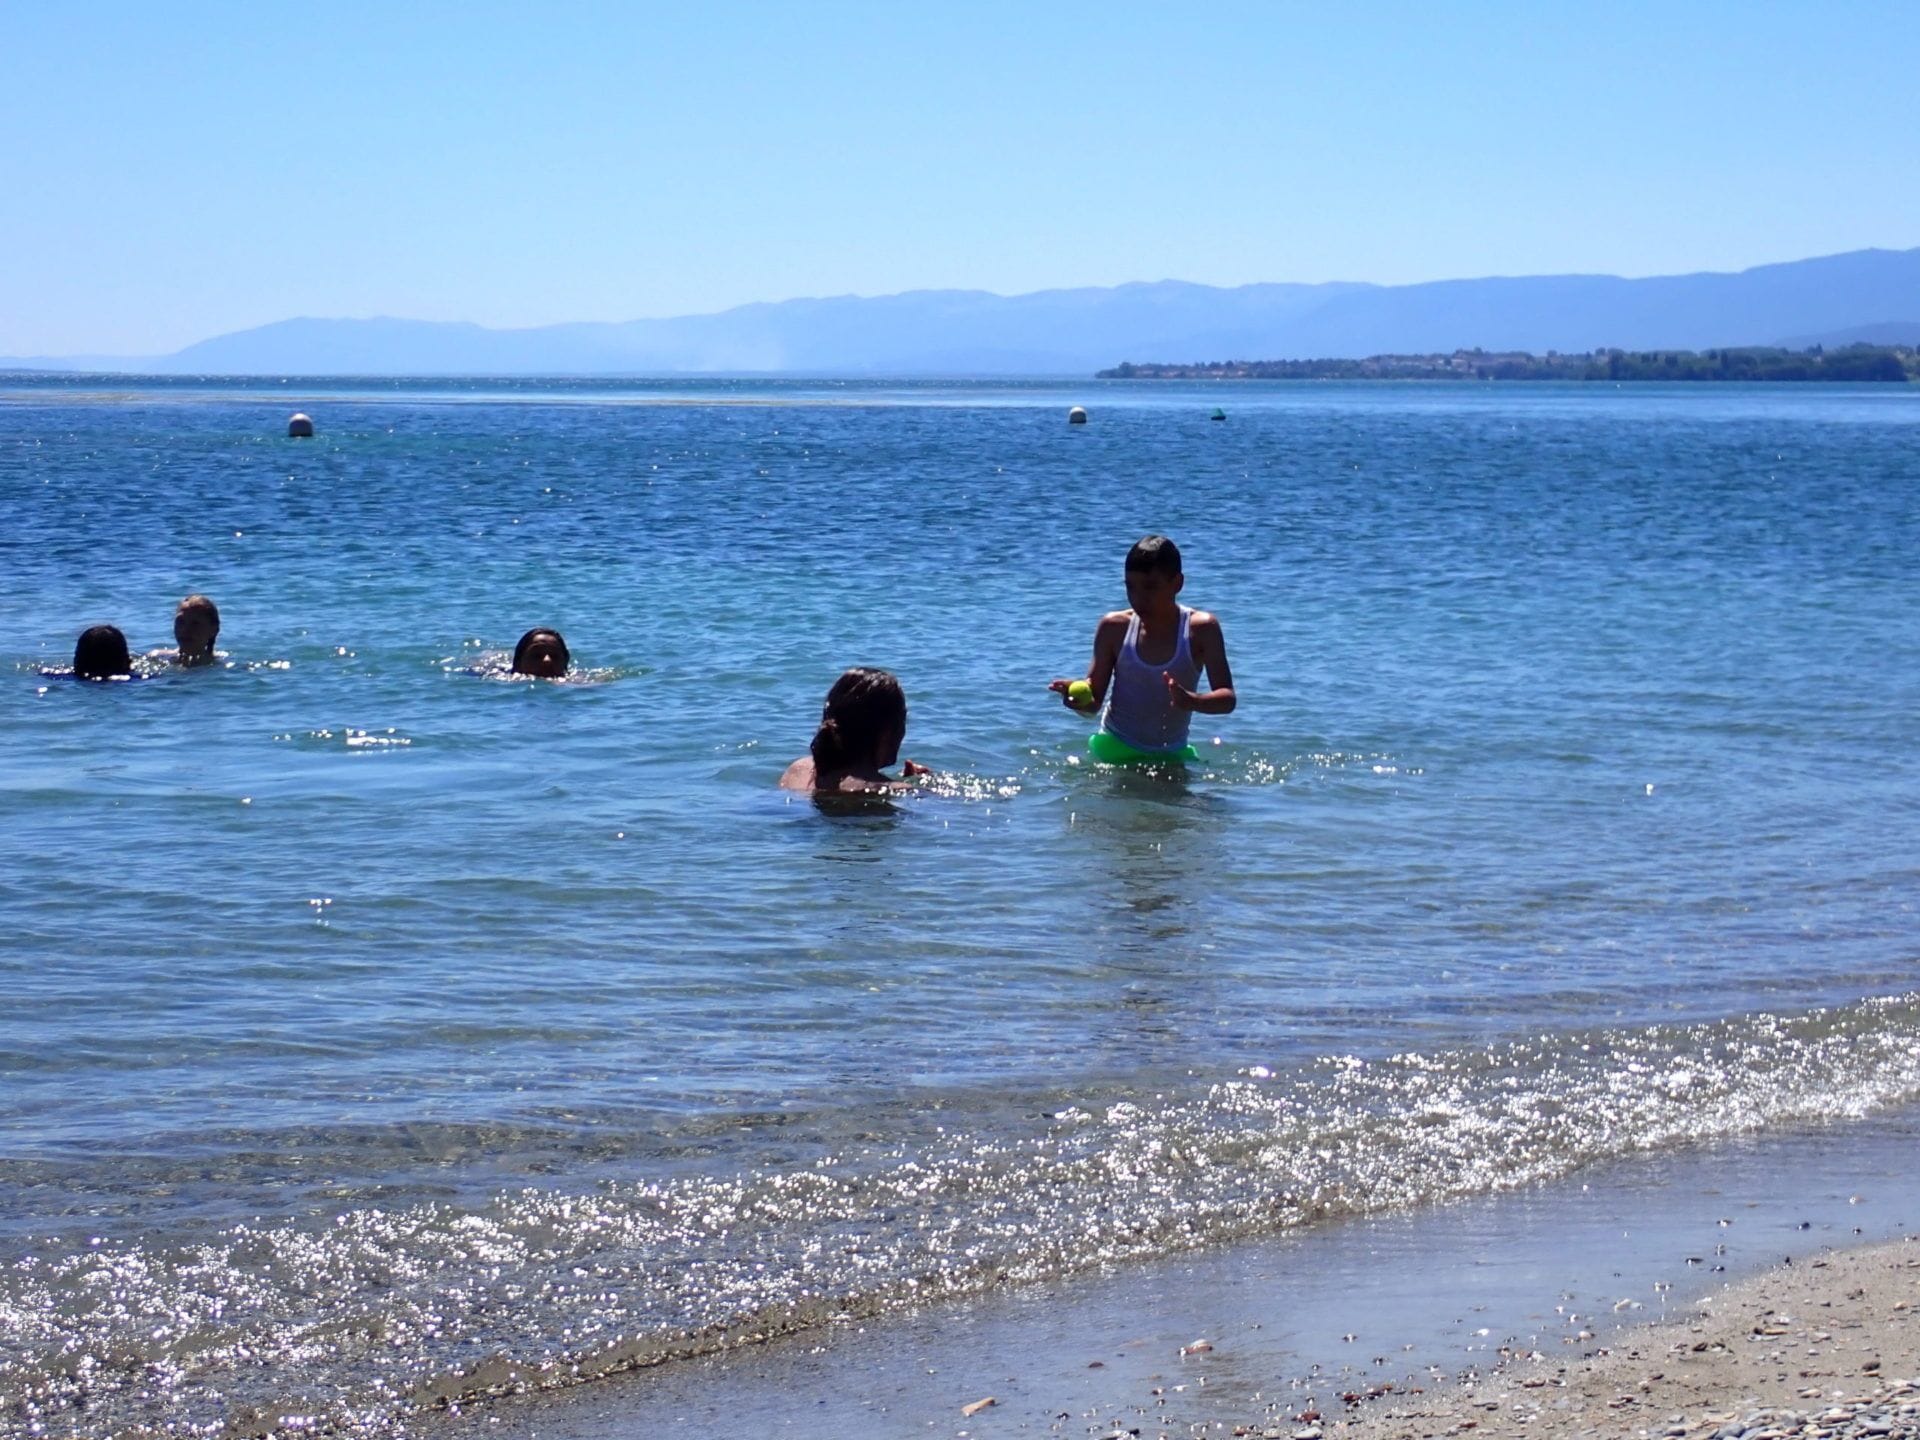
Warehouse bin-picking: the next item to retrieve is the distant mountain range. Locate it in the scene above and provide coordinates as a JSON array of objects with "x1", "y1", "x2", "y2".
[{"x1": 7, "y1": 248, "x2": 1920, "y2": 377}]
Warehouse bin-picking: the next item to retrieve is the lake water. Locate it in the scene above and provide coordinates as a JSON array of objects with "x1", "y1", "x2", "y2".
[{"x1": 2, "y1": 376, "x2": 1918, "y2": 1436}]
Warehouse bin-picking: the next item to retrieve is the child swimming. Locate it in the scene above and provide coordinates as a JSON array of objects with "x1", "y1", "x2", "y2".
[
  {"x1": 511, "y1": 628, "x2": 570, "y2": 679},
  {"x1": 158, "y1": 594, "x2": 220, "y2": 667},
  {"x1": 781, "y1": 667, "x2": 932, "y2": 795},
  {"x1": 1049, "y1": 534, "x2": 1236, "y2": 761},
  {"x1": 73, "y1": 624, "x2": 133, "y2": 681}
]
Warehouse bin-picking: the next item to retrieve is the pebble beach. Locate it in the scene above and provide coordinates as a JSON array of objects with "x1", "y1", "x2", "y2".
[{"x1": 1330, "y1": 1238, "x2": 1920, "y2": 1440}]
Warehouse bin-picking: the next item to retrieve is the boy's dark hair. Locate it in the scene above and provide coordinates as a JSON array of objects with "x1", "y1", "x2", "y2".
[
  {"x1": 811, "y1": 667, "x2": 907, "y2": 776},
  {"x1": 74, "y1": 624, "x2": 132, "y2": 680},
  {"x1": 1125, "y1": 534, "x2": 1182, "y2": 577},
  {"x1": 511, "y1": 628, "x2": 570, "y2": 674}
]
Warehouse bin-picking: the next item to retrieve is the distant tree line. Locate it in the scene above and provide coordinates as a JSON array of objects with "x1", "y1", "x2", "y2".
[{"x1": 1098, "y1": 344, "x2": 1919, "y2": 383}]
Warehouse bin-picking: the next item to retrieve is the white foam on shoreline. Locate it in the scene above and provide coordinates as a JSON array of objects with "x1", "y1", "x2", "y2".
[
  {"x1": 459, "y1": 1105, "x2": 1920, "y2": 1440},
  {"x1": 6, "y1": 997, "x2": 1920, "y2": 1437}
]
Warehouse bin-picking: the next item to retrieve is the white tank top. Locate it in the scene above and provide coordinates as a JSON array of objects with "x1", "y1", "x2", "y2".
[{"x1": 1104, "y1": 606, "x2": 1201, "y2": 751}]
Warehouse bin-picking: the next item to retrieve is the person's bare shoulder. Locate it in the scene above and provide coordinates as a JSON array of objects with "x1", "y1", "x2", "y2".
[
  {"x1": 1188, "y1": 609, "x2": 1227, "y2": 654},
  {"x1": 779, "y1": 757, "x2": 815, "y2": 791},
  {"x1": 1095, "y1": 609, "x2": 1132, "y2": 639}
]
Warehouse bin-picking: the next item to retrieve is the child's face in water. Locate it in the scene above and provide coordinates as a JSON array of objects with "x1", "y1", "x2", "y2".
[
  {"x1": 174, "y1": 609, "x2": 217, "y2": 657},
  {"x1": 518, "y1": 636, "x2": 568, "y2": 678},
  {"x1": 1124, "y1": 566, "x2": 1184, "y2": 621}
]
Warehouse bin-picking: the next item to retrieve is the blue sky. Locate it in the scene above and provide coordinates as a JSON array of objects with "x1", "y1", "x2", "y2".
[{"x1": 4, "y1": 2, "x2": 1917, "y2": 355}]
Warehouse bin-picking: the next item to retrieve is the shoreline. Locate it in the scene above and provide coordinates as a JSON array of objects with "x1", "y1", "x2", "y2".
[
  {"x1": 1335, "y1": 1236, "x2": 1920, "y2": 1440},
  {"x1": 440, "y1": 1107, "x2": 1920, "y2": 1439}
]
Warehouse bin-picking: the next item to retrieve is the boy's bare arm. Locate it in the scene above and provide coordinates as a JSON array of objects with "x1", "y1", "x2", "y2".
[
  {"x1": 1050, "y1": 612, "x2": 1128, "y2": 710},
  {"x1": 1167, "y1": 612, "x2": 1237, "y2": 714}
]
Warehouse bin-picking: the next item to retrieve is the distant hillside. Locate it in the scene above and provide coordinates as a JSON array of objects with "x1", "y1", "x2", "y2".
[
  {"x1": 7, "y1": 247, "x2": 1920, "y2": 376},
  {"x1": 1775, "y1": 320, "x2": 1920, "y2": 349},
  {"x1": 1103, "y1": 345, "x2": 1919, "y2": 382}
]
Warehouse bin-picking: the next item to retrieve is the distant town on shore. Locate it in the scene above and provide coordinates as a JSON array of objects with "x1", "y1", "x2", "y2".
[{"x1": 1098, "y1": 344, "x2": 1920, "y2": 383}]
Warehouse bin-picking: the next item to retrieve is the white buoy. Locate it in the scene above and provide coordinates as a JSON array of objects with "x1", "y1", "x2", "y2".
[
  {"x1": 1067, "y1": 406, "x2": 1087, "y2": 425},
  {"x1": 287, "y1": 413, "x2": 314, "y2": 438}
]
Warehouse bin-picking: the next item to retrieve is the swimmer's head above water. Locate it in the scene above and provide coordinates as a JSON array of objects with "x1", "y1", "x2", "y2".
[
  {"x1": 173, "y1": 594, "x2": 220, "y2": 665},
  {"x1": 511, "y1": 628, "x2": 570, "y2": 678},
  {"x1": 74, "y1": 624, "x2": 132, "y2": 680},
  {"x1": 815, "y1": 667, "x2": 907, "y2": 772},
  {"x1": 1123, "y1": 533, "x2": 1185, "y2": 620},
  {"x1": 781, "y1": 666, "x2": 930, "y2": 794}
]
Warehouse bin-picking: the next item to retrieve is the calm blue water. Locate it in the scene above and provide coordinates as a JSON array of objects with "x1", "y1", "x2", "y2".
[{"x1": 2, "y1": 376, "x2": 1918, "y2": 1436}]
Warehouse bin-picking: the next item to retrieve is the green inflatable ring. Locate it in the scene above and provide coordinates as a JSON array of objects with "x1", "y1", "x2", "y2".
[{"x1": 1087, "y1": 729, "x2": 1200, "y2": 765}]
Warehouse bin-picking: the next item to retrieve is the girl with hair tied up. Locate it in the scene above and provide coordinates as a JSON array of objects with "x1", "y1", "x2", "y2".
[{"x1": 781, "y1": 667, "x2": 931, "y2": 795}]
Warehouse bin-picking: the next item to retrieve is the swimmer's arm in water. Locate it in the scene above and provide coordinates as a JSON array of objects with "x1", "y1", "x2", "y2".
[
  {"x1": 839, "y1": 766, "x2": 927, "y2": 795},
  {"x1": 780, "y1": 757, "x2": 931, "y2": 793},
  {"x1": 146, "y1": 646, "x2": 217, "y2": 668},
  {"x1": 1165, "y1": 611, "x2": 1237, "y2": 714},
  {"x1": 1048, "y1": 611, "x2": 1127, "y2": 711}
]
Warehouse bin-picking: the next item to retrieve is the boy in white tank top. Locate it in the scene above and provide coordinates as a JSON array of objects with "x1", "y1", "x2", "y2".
[{"x1": 1049, "y1": 534, "x2": 1237, "y2": 756}]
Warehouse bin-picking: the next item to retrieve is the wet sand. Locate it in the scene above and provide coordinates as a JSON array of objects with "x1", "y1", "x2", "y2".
[{"x1": 1334, "y1": 1237, "x2": 1920, "y2": 1440}]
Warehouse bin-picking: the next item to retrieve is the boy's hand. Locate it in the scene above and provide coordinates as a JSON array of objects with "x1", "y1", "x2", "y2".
[
  {"x1": 1165, "y1": 674, "x2": 1197, "y2": 710},
  {"x1": 1049, "y1": 678, "x2": 1099, "y2": 713},
  {"x1": 902, "y1": 759, "x2": 932, "y2": 778}
]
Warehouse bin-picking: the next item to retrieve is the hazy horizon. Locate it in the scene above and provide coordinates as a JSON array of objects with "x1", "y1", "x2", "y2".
[
  {"x1": 9, "y1": 246, "x2": 1919, "y2": 372},
  {"x1": 7, "y1": 246, "x2": 1917, "y2": 377}
]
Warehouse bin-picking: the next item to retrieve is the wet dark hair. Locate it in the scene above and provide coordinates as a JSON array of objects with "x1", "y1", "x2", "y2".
[
  {"x1": 810, "y1": 667, "x2": 907, "y2": 777},
  {"x1": 511, "y1": 628, "x2": 570, "y2": 675},
  {"x1": 74, "y1": 624, "x2": 132, "y2": 680},
  {"x1": 1125, "y1": 534, "x2": 1182, "y2": 577}
]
